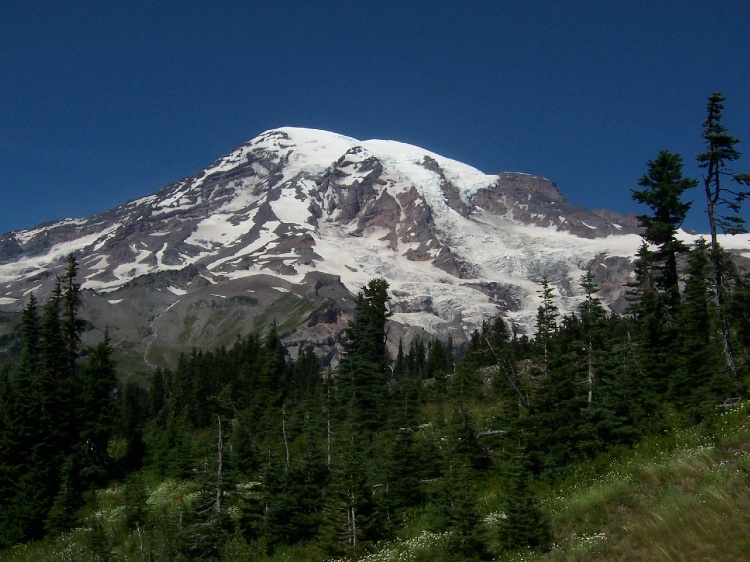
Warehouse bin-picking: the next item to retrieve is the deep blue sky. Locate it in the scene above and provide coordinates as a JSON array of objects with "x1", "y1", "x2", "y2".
[{"x1": 2, "y1": 1, "x2": 749, "y2": 234}]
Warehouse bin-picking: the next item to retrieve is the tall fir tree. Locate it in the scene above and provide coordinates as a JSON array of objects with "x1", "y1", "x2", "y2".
[
  {"x1": 430, "y1": 450, "x2": 487, "y2": 559},
  {"x1": 697, "y1": 92, "x2": 750, "y2": 379},
  {"x1": 117, "y1": 380, "x2": 148, "y2": 472},
  {"x1": 629, "y1": 150, "x2": 697, "y2": 401},
  {"x1": 6, "y1": 274, "x2": 86, "y2": 544},
  {"x1": 382, "y1": 428, "x2": 424, "y2": 519},
  {"x1": 626, "y1": 242, "x2": 674, "y2": 398},
  {"x1": 496, "y1": 448, "x2": 552, "y2": 553},
  {"x1": 671, "y1": 239, "x2": 728, "y2": 417},
  {"x1": 578, "y1": 270, "x2": 608, "y2": 408},
  {"x1": 16, "y1": 294, "x2": 41, "y2": 385},
  {"x1": 535, "y1": 275, "x2": 558, "y2": 367},
  {"x1": 62, "y1": 253, "x2": 85, "y2": 377},
  {"x1": 632, "y1": 150, "x2": 696, "y2": 313},
  {"x1": 79, "y1": 330, "x2": 118, "y2": 452},
  {"x1": 336, "y1": 278, "x2": 392, "y2": 433},
  {"x1": 319, "y1": 428, "x2": 376, "y2": 557},
  {"x1": 0, "y1": 294, "x2": 55, "y2": 546}
]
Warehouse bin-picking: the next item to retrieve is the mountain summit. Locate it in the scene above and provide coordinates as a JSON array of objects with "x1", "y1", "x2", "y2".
[{"x1": 0, "y1": 127, "x2": 647, "y2": 367}]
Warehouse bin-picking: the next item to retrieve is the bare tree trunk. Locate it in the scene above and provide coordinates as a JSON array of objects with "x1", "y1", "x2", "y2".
[
  {"x1": 326, "y1": 381, "x2": 333, "y2": 467},
  {"x1": 484, "y1": 336, "x2": 528, "y2": 407},
  {"x1": 216, "y1": 415, "x2": 223, "y2": 514},
  {"x1": 704, "y1": 168, "x2": 738, "y2": 380},
  {"x1": 135, "y1": 522, "x2": 147, "y2": 561},
  {"x1": 327, "y1": 413, "x2": 333, "y2": 467},
  {"x1": 587, "y1": 340, "x2": 594, "y2": 407},
  {"x1": 282, "y1": 406, "x2": 290, "y2": 469},
  {"x1": 349, "y1": 495, "x2": 357, "y2": 551}
]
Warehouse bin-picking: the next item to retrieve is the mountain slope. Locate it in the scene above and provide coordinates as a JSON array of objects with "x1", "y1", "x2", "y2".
[{"x1": 1, "y1": 127, "x2": 747, "y2": 369}]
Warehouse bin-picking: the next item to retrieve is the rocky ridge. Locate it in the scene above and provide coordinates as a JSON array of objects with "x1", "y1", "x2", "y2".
[{"x1": 2, "y1": 127, "x2": 739, "y2": 370}]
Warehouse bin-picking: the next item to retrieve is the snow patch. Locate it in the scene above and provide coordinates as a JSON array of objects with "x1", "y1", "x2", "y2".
[
  {"x1": 186, "y1": 210, "x2": 257, "y2": 249},
  {"x1": 391, "y1": 311, "x2": 449, "y2": 332},
  {"x1": 270, "y1": 190, "x2": 313, "y2": 227},
  {"x1": 23, "y1": 284, "x2": 42, "y2": 296},
  {"x1": 0, "y1": 226, "x2": 122, "y2": 285},
  {"x1": 88, "y1": 255, "x2": 109, "y2": 270}
]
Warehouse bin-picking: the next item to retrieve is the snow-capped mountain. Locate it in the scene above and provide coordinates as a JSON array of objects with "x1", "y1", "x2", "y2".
[{"x1": 1, "y1": 127, "x2": 746, "y2": 369}]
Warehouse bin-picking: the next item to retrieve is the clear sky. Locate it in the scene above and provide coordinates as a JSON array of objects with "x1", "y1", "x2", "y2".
[{"x1": 2, "y1": 1, "x2": 749, "y2": 235}]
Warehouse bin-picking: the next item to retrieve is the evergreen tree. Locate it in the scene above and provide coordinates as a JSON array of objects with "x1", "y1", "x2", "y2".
[
  {"x1": 430, "y1": 456, "x2": 487, "y2": 560},
  {"x1": 288, "y1": 344, "x2": 321, "y2": 406},
  {"x1": 61, "y1": 253, "x2": 85, "y2": 377},
  {"x1": 350, "y1": 278, "x2": 391, "y2": 373},
  {"x1": 393, "y1": 338, "x2": 405, "y2": 379},
  {"x1": 447, "y1": 406, "x2": 491, "y2": 472},
  {"x1": 626, "y1": 243, "x2": 674, "y2": 399},
  {"x1": 604, "y1": 316, "x2": 657, "y2": 437},
  {"x1": 336, "y1": 278, "x2": 392, "y2": 433},
  {"x1": 383, "y1": 428, "x2": 424, "y2": 518},
  {"x1": 671, "y1": 239, "x2": 728, "y2": 417},
  {"x1": 0, "y1": 272, "x2": 87, "y2": 545},
  {"x1": 476, "y1": 318, "x2": 527, "y2": 407},
  {"x1": 579, "y1": 270, "x2": 608, "y2": 330},
  {"x1": 730, "y1": 272, "x2": 750, "y2": 373},
  {"x1": 16, "y1": 294, "x2": 41, "y2": 384},
  {"x1": 535, "y1": 275, "x2": 558, "y2": 365},
  {"x1": 426, "y1": 338, "x2": 448, "y2": 378},
  {"x1": 451, "y1": 358, "x2": 483, "y2": 402},
  {"x1": 632, "y1": 150, "x2": 696, "y2": 312},
  {"x1": 40, "y1": 279, "x2": 66, "y2": 386},
  {"x1": 249, "y1": 322, "x2": 287, "y2": 438},
  {"x1": 319, "y1": 432, "x2": 374, "y2": 557},
  {"x1": 45, "y1": 456, "x2": 82, "y2": 536},
  {"x1": 147, "y1": 367, "x2": 168, "y2": 425},
  {"x1": 176, "y1": 414, "x2": 233, "y2": 560},
  {"x1": 409, "y1": 337, "x2": 427, "y2": 379},
  {"x1": 0, "y1": 294, "x2": 57, "y2": 546},
  {"x1": 263, "y1": 428, "x2": 328, "y2": 548},
  {"x1": 79, "y1": 330, "x2": 118, "y2": 456},
  {"x1": 40, "y1": 279, "x2": 75, "y2": 459},
  {"x1": 117, "y1": 380, "x2": 148, "y2": 472},
  {"x1": 578, "y1": 270, "x2": 608, "y2": 407},
  {"x1": 626, "y1": 164, "x2": 690, "y2": 425},
  {"x1": 496, "y1": 449, "x2": 552, "y2": 553},
  {"x1": 698, "y1": 92, "x2": 750, "y2": 237},
  {"x1": 390, "y1": 363, "x2": 421, "y2": 429},
  {"x1": 697, "y1": 91, "x2": 750, "y2": 379},
  {"x1": 525, "y1": 317, "x2": 590, "y2": 474}
]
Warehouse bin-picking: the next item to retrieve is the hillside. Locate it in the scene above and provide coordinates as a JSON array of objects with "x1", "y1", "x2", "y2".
[
  {"x1": 3, "y1": 127, "x2": 750, "y2": 374},
  {"x1": 0, "y1": 127, "x2": 653, "y2": 372},
  {"x1": 3, "y1": 351, "x2": 749, "y2": 562},
  {"x1": 2, "y1": 244, "x2": 749, "y2": 560}
]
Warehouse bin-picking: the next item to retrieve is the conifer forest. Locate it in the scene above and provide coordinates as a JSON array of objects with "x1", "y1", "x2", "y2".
[{"x1": 2, "y1": 93, "x2": 750, "y2": 561}]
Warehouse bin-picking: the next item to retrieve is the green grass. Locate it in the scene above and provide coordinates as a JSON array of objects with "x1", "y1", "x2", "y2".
[
  {"x1": 345, "y1": 403, "x2": 750, "y2": 562},
  {"x1": 354, "y1": 403, "x2": 750, "y2": 562},
  {"x1": 536, "y1": 403, "x2": 750, "y2": 562}
]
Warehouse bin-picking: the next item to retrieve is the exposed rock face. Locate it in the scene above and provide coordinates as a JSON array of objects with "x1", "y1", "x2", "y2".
[
  {"x1": 474, "y1": 173, "x2": 636, "y2": 239},
  {"x1": 1, "y1": 126, "x2": 722, "y2": 373}
]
